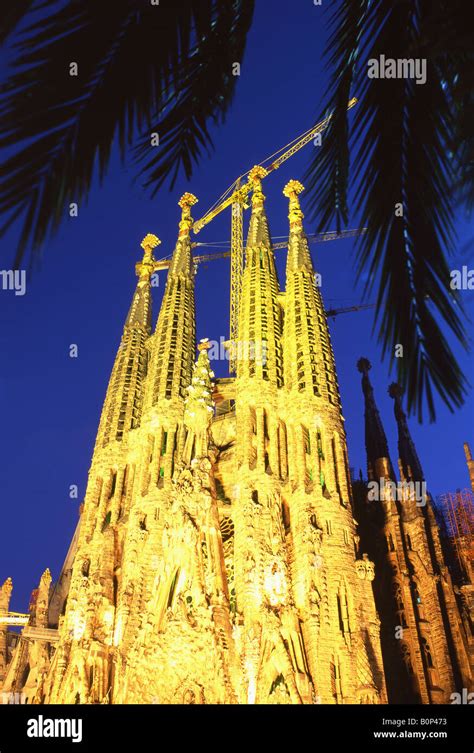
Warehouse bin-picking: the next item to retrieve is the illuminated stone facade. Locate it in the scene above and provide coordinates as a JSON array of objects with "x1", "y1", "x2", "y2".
[
  {"x1": 1, "y1": 175, "x2": 471, "y2": 704},
  {"x1": 353, "y1": 362, "x2": 473, "y2": 703}
]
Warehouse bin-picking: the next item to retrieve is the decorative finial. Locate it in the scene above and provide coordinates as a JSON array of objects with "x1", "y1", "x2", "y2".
[
  {"x1": 39, "y1": 568, "x2": 52, "y2": 589},
  {"x1": 388, "y1": 382, "x2": 406, "y2": 421},
  {"x1": 178, "y1": 192, "x2": 199, "y2": 211},
  {"x1": 283, "y1": 179, "x2": 304, "y2": 227},
  {"x1": 388, "y1": 382, "x2": 403, "y2": 400},
  {"x1": 283, "y1": 179, "x2": 304, "y2": 199},
  {"x1": 1, "y1": 577, "x2": 13, "y2": 591},
  {"x1": 141, "y1": 233, "x2": 161, "y2": 251},
  {"x1": 248, "y1": 165, "x2": 267, "y2": 208},
  {"x1": 136, "y1": 233, "x2": 161, "y2": 277},
  {"x1": 178, "y1": 192, "x2": 198, "y2": 236},
  {"x1": 248, "y1": 165, "x2": 267, "y2": 183},
  {"x1": 357, "y1": 357, "x2": 372, "y2": 375},
  {"x1": 198, "y1": 338, "x2": 211, "y2": 351}
]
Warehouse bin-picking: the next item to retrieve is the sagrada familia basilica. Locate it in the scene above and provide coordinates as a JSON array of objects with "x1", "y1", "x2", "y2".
[{"x1": 1, "y1": 170, "x2": 472, "y2": 704}]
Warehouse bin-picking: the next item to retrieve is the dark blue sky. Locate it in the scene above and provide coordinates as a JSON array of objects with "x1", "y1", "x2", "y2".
[{"x1": 1, "y1": 0, "x2": 473, "y2": 612}]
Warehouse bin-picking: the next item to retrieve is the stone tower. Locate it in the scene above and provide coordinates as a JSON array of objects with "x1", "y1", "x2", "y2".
[
  {"x1": 1, "y1": 179, "x2": 390, "y2": 704},
  {"x1": 464, "y1": 443, "x2": 474, "y2": 494},
  {"x1": 389, "y1": 383, "x2": 473, "y2": 698},
  {"x1": 354, "y1": 360, "x2": 472, "y2": 702}
]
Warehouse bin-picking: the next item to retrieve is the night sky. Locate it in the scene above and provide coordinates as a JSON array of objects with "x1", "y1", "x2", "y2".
[{"x1": 1, "y1": 0, "x2": 473, "y2": 613}]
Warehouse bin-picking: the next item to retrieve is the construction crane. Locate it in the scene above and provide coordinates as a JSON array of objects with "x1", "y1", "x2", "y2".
[
  {"x1": 191, "y1": 97, "x2": 359, "y2": 370},
  {"x1": 155, "y1": 238, "x2": 375, "y2": 330},
  {"x1": 153, "y1": 227, "x2": 366, "y2": 272},
  {"x1": 325, "y1": 303, "x2": 376, "y2": 318},
  {"x1": 154, "y1": 227, "x2": 373, "y2": 332}
]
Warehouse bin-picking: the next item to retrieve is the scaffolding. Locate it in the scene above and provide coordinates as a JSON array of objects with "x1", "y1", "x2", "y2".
[{"x1": 438, "y1": 489, "x2": 474, "y2": 583}]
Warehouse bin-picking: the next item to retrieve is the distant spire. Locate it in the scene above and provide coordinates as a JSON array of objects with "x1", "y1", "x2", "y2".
[
  {"x1": 357, "y1": 358, "x2": 394, "y2": 480},
  {"x1": 463, "y1": 442, "x2": 474, "y2": 492},
  {"x1": 0, "y1": 577, "x2": 13, "y2": 610},
  {"x1": 282, "y1": 179, "x2": 313, "y2": 274},
  {"x1": 0, "y1": 577, "x2": 13, "y2": 682},
  {"x1": 38, "y1": 568, "x2": 52, "y2": 588},
  {"x1": 389, "y1": 382, "x2": 424, "y2": 483}
]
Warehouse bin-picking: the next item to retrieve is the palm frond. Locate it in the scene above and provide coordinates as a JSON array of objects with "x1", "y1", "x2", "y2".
[
  {"x1": 0, "y1": 0, "x2": 254, "y2": 266},
  {"x1": 133, "y1": 0, "x2": 254, "y2": 192},
  {"x1": 0, "y1": 0, "x2": 37, "y2": 44},
  {"x1": 305, "y1": 0, "x2": 471, "y2": 421},
  {"x1": 304, "y1": 0, "x2": 370, "y2": 231}
]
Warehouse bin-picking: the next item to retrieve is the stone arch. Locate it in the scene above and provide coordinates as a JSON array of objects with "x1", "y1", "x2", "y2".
[{"x1": 176, "y1": 679, "x2": 205, "y2": 704}]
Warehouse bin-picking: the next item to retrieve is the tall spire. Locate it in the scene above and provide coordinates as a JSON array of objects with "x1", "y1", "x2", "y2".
[
  {"x1": 283, "y1": 179, "x2": 313, "y2": 274},
  {"x1": 95, "y1": 234, "x2": 160, "y2": 447},
  {"x1": 357, "y1": 358, "x2": 395, "y2": 480},
  {"x1": 281, "y1": 180, "x2": 340, "y2": 405},
  {"x1": 146, "y1": 194, "x2": 198, "y2": 407},
  {"x1": 245, "y1": 165, "x2": 271, "y2": 249},
  {"x1": 388, "y1": 383, "x2": 424, "y2": 483},
  {"x1": 236, "y1": 166, "x2": 281, "y2": 383}
]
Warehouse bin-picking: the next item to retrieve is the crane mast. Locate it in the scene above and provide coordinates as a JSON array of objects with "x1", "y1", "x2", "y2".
[{"x1": 230, "y1": 182, "x2": 245, "y2": 358}]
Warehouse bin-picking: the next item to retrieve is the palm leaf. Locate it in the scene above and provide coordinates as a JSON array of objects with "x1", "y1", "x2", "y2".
[
  {"x1": 0, "y1": 0, "x2": 37, "y2": 44},
  {"x1": 0, "y1": 0, "x2": 254, "y2": 266},
  {"x1": 133, "y1": 0, "x2": 253, "y2": 192},
  {"x1": 305, "y1": 0, "x2": 471, "y2": 421}
]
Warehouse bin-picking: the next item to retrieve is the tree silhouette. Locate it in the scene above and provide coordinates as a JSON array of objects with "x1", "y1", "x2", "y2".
[{"x1": 0, "y1": 0, "x2": 471, "y2": 420}]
